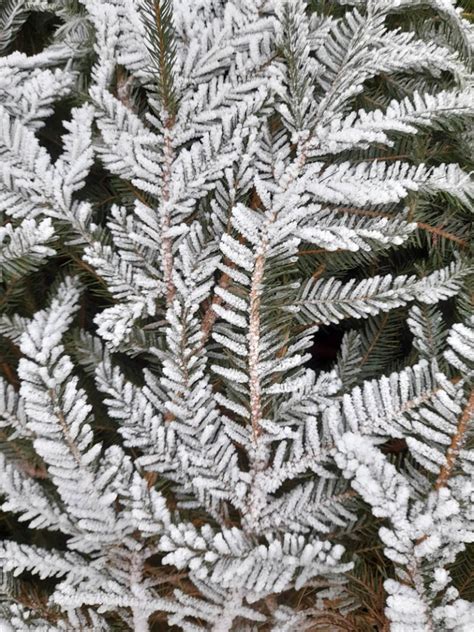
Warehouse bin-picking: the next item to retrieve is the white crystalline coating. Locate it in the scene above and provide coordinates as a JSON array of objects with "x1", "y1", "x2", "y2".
[
  {"x1": 0, "y1": 0, "x2": 473, "y2": 629},
  {"x1": 0, "y1": 217, "x2": 55, "y2": 280},
  {"x1": 0, "y1": 66, "x2": 76, "y2": 130},
  {"x1": 296, "y1": 260, "x2": 470, "y2": 327},
  {"x1": 445, "y1": 317, "x2": 474, "y2": 378},
  {"x1": 211, "y1": 365, "x2": 249, "y2": 384}
]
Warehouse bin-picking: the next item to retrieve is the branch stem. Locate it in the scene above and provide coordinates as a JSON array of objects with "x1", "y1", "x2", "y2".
[
  {"x1": 435, "y1": 389, "x2": 474, "y2": 489},
  {"x1": 161, "y1": 126, "x2": 175, "y2": 306},
  {"x1": 248, "y1": 247, "x2": 266, "y2": 441}
]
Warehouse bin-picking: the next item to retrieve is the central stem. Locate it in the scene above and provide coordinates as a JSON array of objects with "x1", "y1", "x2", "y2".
[
  {"x1": 436, "y1": 388, "x2": 474, "y2": 489},
  {"x1": 244, "y1": 243, "x2": 269, "y2": 533},
  {"x1": 161, "y1": 124, "x2": 175, "y2": 306},
  {"x1": 248, "y1": 246, "x2": 266, "y2": 441},
  {"x1": 130, "y1": 553, "x2": 151, "y2": 632},
  {"x1": 132, "y1": 609, "x2": 150, "y2": 632}
]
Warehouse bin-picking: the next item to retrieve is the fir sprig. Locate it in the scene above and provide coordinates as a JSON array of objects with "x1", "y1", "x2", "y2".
[
  {"x1": 0, "y1": 0, "x2": 473, "y2": 629},
  {"x1": 141, "y1": 0, "x2": 179, "y2": 120}
]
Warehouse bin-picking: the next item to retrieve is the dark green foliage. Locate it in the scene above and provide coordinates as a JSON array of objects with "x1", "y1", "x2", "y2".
[{"x1": 141, "y1": 0, "x2": 179, "y2": 119}]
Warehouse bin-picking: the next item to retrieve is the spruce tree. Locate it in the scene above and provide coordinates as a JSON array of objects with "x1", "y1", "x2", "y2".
[{"x1": 0, "y1": 0, "x2": 473, "y2": 630}]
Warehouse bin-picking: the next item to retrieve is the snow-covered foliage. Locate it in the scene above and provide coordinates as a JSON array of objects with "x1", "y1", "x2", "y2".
[{"x1": 0, "y1": 0, "x2": 473, "y2": 629}]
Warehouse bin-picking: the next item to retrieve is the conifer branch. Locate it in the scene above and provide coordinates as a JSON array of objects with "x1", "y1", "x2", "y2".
[
  {"x1": 248, "y1": 249, "x2": 265, "y2": 442},
  {"x1": 0, "y1": 0, "x2": 473, "y2": 627},
  {"x1": 161, "y1": 128, "x2": 176, "y2": 306},
  {"x1": 142, "y1": 0, "x2": 178, "y2": 120},
  {"x1": 435, "y1": 389, "x2": 474, "y2": 489},
  {"x1": 416, "y1": 222, "x2": 468, "y2": 249}
]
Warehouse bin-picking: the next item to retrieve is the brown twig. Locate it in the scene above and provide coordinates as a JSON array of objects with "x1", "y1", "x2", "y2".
[
  {"x1": 0, "y1": 362, "x2": 19, "y2": 388},
  {"x1": 416, "y1": 222, "x2": 468, "y2": 249},
  {"x1": 435, "y1": 389, "x2": 474, "y2": 490},
  {"x1": 200, "y1": 272, "x2": 231, "y2": 346},
  {"x1": 248, "y1": 248, "x2": 266, "y2": 441}
]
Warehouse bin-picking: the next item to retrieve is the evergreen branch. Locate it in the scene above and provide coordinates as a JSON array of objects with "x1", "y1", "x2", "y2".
[
  {"x1": 249, "y1": 249, "x2": 265, "y2": 442},
  {"x1": 300, "y1": 205, "x2": 468, "y2": 250},
  {"x1": 276, "y1": 0, "x2": 318, "y2": 136},
  {"x1": 0, "y1": 0, "x2": 29, "y2": 54},
  {"x1": 417, "y1": 221, "x2": 469, "y2": 249},
  {"x1": 200, "y1": 270, "x2": 231, "y2": 346},
  {"x1": 141, "y1": 0, "x2": 178, "y2": 119},
  {"x1": 435, "y1": 389, "x2": 474, "y2": 490},
  {"x1": 326, "y1": 359, "x2": 448, "y2": 437},
  {"x1": 0, "y1": 218, "x2": 55, "y2": 282},
  {"x1": 358, "y1": 312, "x2": 391, "y2": 373},
  {"x1": 444, "y1": 317, "x2": 474, "y2": 379},
  {"x1": 296, "y1": 261, "x2": 470, "y2": 326},
  {"x1": 161, "y1": 127, "x2": 176, "y2": 305},
  {"x1": 0, "y1": 0, "x2": 473, "y2": 626},
  {"x1": 307, "y1": 161, "x2": 474, "y2": 207},
  {"x1": 407, "y1": 303, "x2": 447, "y2": 363}
]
